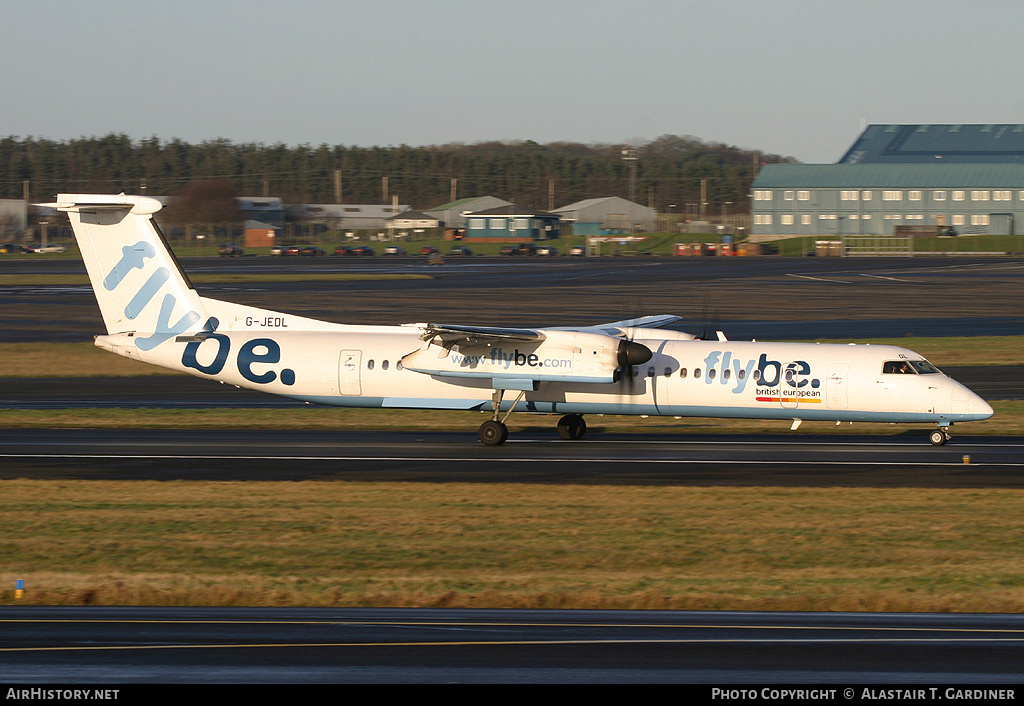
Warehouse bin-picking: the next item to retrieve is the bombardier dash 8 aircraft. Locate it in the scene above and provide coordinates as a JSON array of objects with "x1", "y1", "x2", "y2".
[{"x1": 48, "y1": 193, "x2": 992, "y2": 446}]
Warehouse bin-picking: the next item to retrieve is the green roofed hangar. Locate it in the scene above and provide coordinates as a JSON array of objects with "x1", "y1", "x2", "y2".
[{"x1": 751, "y1": 124, "x2": 1024, "y2": 240}]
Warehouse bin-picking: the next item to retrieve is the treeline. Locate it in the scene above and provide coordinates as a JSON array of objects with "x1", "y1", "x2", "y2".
[{"x1": 0, "y1": 134, "x2": 796, "y2": 213}]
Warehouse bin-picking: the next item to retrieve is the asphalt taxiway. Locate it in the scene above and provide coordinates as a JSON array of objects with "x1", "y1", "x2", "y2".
[{"x1": 3, "y1": 607, "x2": 1023, "y2": 684}]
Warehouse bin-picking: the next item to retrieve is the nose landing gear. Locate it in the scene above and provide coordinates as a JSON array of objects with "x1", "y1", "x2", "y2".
[{"x1": 929, "y1": 428, "x2": 951, "y2": 446}]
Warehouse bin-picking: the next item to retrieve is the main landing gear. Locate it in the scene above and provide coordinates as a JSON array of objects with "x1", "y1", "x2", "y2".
[
  {"x1": 477, "y1": 389, "x2": 590, "y2": 446},
  {"x1": 556, "y1": 414, "x2": 587, "y2": 440},
  {"x1": 929, "y1": 427, "x2": 952, "y2": 446},
  {"x1": 478, "y1": 389, "x2": 525, "y2": 446}
]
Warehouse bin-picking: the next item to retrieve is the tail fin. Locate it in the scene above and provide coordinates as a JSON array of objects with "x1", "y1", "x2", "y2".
[{"x1": 50, "y1": 193, "x2": 207, "y2": 351}]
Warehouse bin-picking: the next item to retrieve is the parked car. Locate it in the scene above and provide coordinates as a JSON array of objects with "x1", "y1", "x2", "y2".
[
  {"x1": 350, "y1": 246, "x2": 375, "y2": 256},
  {"x1": 568, "y1": 246, "x2": 587, "y2": 257},
  {"x1": 448, "y1": 244, "x2": 473, "y2": 256},
  {"x1": 299, "y1": 245, "x2": 325, "y2": 256},
  {"x1": 270, "y1": 244, "x2": 286, "y2": 256},
  {"x1": 419, "y1": 245, "x2": 440, "y2": 256},
  {"x1": 534, "y1": 245, "x2": 558, "y2": 256},
  {"x1": 383, "y1": 246, "x2": 407, "y2": 256},
  {"x1": 333, "y1": 245, "x2": 353, "y2": 256},
  {"x1": 499, "y1": 244, "x2": 537, "y2": 256},
  {"x1": 0, "y1": 242, "x2": 29, "y2": 254},
  {"x1": 217, "y1": 243, "x2": 243, "y2": 257}
]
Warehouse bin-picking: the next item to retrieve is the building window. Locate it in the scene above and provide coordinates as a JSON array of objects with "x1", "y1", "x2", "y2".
[
  {"x1": 909, "y1": 191, "x2": 922, "y2": 201},
  {"x1": 971, "y1": 214, "x2": 990, "y2": 226},
  {"x1": 971, "y1": 191, "x2": 990, "y2": 201},
  {"x1": 754, "y1": 214, "x2": 773, "y2": 225},
  {"x1": 994, "y1": 190, "x2": 1012, "y2": 201},
  {"x1": 883, "y1": 191, "x2": 903, "y2": 201},
  {"x1": 797, "y1": 191, "x2": 810, "y2": 201},
  {"x1": 840, "y1": 190, "x2": 858, "y2": 201},
  {"x1": 753, "y1": 190, "x2": 772, "y2": 201},
  {"x1": 801, "y1": 215, "x2": 811, "y2": 225},
  {"x1": 784, "y1": 191, "x2": 794, "y2": 200},
  {"x1": 933, "y1": 191, "x2": 946, "y2": 201},
  {"x1": 489, "y1": 218, "x2": 506, "y2": 229},
  {"x1": 953, "y1": 191, "x2": 965, "y2": 201},
  {"x1": 952, "y1": 215, "x2": 965, "y2": 225},
  {"x1": 513, "y1": 218, "x2": 530, "y2": 230},
  {"x1": 861, "y1": 191, "x2": 873, "y2": 200},
  {"x1": 781, "y1": 214, "x2": 794, "y2": 225},
  {"x1": 469, "y1": 218, "x2": 485, "y2": 229}
]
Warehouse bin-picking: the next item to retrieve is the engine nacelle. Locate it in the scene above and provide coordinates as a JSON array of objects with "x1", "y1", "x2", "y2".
[{"x1": 401, "y1": 329, "x2": 648, "y2": 384}]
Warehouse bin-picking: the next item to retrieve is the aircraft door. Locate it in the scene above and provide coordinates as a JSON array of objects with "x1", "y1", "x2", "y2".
[
  {"x1": 826, "y1": 364, "x2": 849, "y2": 410},
  {"x1": 780, "y1": 361, "x2": 801, "y2": 409},
  {"x1": 339, "y1": 349, "x2": 362, "y2": 395}
]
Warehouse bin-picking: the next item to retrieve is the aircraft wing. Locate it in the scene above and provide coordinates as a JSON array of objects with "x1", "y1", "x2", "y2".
[
  {"x1": 589, "y1": 315, "x2": 682, "y2": 330},
  {"x1": 415, "y1": 323, "x2": 546, "y2": 348},
  {"x1": 550, "y1": 314, "x2": 685, "y2": 336}
]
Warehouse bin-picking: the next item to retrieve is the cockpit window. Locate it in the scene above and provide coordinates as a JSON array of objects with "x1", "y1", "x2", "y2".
[
  {"x1": 882, "y1": 360, "x2": 941, "y2": 375},
  {"x1": 909, "y1": 360, "x2": 940, "y2": 374}
]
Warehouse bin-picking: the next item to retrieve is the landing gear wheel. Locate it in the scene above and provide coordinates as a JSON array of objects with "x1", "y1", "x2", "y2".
[
  {"x1": 556, "y1": 414, "x2": 587, "y2": 440},
  {"x1": 479, "y1": 420, "x2": 509, "y2": 446},
  {"x1": 929, "y1": 429, "x2": 950, "y2": 446}
]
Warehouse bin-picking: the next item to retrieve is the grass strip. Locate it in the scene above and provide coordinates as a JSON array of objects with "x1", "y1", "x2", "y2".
[{"x1": 2, "y1": 481, "x2": 1023, "y2": 611}]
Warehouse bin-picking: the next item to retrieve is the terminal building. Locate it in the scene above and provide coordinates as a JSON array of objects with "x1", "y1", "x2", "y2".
[{"x1": 750, "y1": 125, "x2": 1024, "y2": 239}]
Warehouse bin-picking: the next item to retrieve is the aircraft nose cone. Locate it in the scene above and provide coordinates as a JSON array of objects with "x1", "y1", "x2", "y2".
[{"x1": 973, "y1": 393, "x2": 994, "y2": 420}]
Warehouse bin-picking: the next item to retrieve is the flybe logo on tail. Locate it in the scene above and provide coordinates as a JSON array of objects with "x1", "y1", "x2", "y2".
[{"x1": 104, "y1": 241, "x2": 201, "y2": 351}]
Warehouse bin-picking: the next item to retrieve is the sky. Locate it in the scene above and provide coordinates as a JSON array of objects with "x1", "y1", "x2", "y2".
[{"x1": 5, "y1": 0, "x2": 1024, "y2": 163}]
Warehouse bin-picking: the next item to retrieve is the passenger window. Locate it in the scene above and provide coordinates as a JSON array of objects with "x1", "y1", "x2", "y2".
[
  {"x1": 367, "y1": 360, "x2": 375, "y2": 370},
  {"x1": 708, "y1": 369, "x2": 716, "y2": 380},
  {"x1": 723, "y1": 369, "x2": 731, "y2": 380},
  {"x1": 680, "y1": 368, "x2": 688, "y2": 378},
  {"x1": 664, "y1": 367, "x2": 672, "y2": 377},
  {"x1": 382, "y1": 360, "x2": 389, "y2": 371},
  {"x1": 694, "y1": 368, "x2": 702, "y2": 379}
]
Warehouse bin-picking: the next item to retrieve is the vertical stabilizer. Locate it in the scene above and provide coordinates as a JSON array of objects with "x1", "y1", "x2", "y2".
[{"x1": 52, "y1": 194, "x2": 207, "y2": 350}]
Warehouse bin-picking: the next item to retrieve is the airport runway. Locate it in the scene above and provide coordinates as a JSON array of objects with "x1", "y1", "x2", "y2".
[
  {"x1": 1, "y1": 428, "x2": 1021, "y2": 487},
  {"x1": 3, "y1": 255, "x2": 1024, "y2": 341},
  {"x1": 2, "y1": 606, "x2": 1023, "y2": 684}
]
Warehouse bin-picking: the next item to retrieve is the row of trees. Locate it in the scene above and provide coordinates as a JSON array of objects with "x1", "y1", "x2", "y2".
[{"x1": 1, "y1": 134, "x2": 796, "y2": 213}]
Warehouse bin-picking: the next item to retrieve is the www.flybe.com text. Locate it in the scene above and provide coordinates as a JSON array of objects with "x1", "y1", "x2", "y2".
[{"x1": 451, "y1": 348, "x2": 572, "y2": 370}]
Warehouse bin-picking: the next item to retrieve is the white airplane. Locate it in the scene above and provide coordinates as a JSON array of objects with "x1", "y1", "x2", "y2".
[{"x1": 47, "y1": 193, "x2": 993, "y2": 446}]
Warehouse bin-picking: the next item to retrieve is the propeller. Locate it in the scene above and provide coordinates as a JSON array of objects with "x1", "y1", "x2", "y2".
[
  {"x1": 617, "y1": 339, "x2": 652, "y2": 367},
  {"x1": 689, "y1": 294, "x2": 720, "y2": 341},
  {"x1": 613, "y1": 328, "x2": 653, "y2": 387}
]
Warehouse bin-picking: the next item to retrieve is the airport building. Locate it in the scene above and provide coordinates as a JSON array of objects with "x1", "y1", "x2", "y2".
[
  {"x1": 552, "y1": 196, "x2": 656, "y2": 235},
  {"x1": 750, "y1": 125, "x2": 1024, "y2": 239}
]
